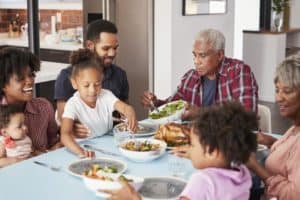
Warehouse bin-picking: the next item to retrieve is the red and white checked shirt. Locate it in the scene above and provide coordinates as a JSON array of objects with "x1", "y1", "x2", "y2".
[
  {"x1": 158, "y1": 57, "x2": 258, "y2": 112},
  {"x1": 1, "y1": 97, "x2": 59, "y2": 151}
]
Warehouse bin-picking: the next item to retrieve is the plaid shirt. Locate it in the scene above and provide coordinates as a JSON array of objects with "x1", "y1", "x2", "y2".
[{"x1": 158, "y1": 57, "x2": 258, "y2": 112}]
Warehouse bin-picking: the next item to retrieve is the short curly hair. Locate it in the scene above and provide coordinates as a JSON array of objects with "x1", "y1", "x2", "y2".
[
  {"x1": 0, "y1": 47, "x2": 40, "y2": 97},
  {"x1": 0, "y1": 104, "x2": 23, "y2": 129},
  {"x1": 193, "y1": 102, "x2": 258, "y2": 165}
]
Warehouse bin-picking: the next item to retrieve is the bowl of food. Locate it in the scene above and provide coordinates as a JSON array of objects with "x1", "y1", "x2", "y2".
[
  {"x1": 67, "y1": 158, "x2": 127, "y2": 178},
  {"x1": 154, "y1": 123, "x2": 190, "y2": 149},
  {"x1": 119, "y1": 138, "x2": 167, "y2": 162},
  {"x1": 83, "y1": 174, "x2": 144, "y2": 197},
  {"x1": 148, "y1": 100, "x2": 186, "y2": 125}
]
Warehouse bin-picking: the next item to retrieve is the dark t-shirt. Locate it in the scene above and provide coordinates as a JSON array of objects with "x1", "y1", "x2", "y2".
[
  {"x1": 202, "y1": 76, "x2": 217, "y2": 107},
  {"x1": 54, "y1": 64, "x2": 129, "y2": 102}
]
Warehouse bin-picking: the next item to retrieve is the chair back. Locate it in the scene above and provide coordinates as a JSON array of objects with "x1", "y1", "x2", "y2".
[{"x1": 257, "y1": 104, "x2": 272, "y2": 133}]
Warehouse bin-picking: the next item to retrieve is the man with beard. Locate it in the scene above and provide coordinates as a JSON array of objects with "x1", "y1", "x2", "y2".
[
  {"x1": 54, "y1": 20, "x2": 128, "y2": 137},
  {"x1": 142, "y1": 29, "x2": 258, "y2": 119}
]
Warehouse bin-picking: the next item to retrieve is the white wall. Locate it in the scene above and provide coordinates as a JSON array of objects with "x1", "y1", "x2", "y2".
[
  {"x1": 233, "y1": 0, "x2": 260, "y2": 59},
  {"x1": 154, "y1": 0, "x2": 235, "y2": 99}
]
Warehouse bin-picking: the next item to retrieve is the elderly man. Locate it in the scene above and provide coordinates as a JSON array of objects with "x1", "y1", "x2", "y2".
[
  {"x1": 142, "y1": 29, "x2": 258, "y2": 118},
  {"x1": 54, "y1": 20, "x2": 129, "y2": 136}
]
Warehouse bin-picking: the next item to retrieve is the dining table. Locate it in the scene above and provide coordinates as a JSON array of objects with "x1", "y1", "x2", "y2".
[{"x1": 0, "y1": 133, "x2": 195, "y2": 200}]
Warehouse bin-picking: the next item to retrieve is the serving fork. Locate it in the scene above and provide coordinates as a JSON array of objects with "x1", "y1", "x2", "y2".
[
  {"x1": 150, "y1": 100, "x2": 160, "y2": 113},
  {"x1": 33, "y1": 160, "x2": 60, "y2": 172}
]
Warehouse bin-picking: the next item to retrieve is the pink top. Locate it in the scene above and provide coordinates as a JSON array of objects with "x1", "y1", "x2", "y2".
[
  {"x1": 1, "y1": 97, "x2": 59, "y2": 151},
  {"x1": 180, "y1": 165, "x2": 251, "y2": 200},
  {"x1": 264, "y1": 126, "x2": 300, "y2": 200}
]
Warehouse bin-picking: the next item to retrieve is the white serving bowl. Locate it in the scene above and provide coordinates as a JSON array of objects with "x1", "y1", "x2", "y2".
[
  {"x1": 83, "y1": 174, "x2": 144, "y2": 196},
  {"x1": 148, "y1": 100, "x2": 186, "y2": 125},
  {"x1": 119, "y1": 138, "x2": 167, "y2": 162}
]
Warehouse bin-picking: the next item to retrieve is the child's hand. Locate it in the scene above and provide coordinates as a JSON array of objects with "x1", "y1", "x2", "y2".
[
  {"x1": 73, "y1": 121, "x2": 91, "y2": 138},
  {"x1": 170, "y1": 145, "x2": 191, "y2": 159},
  {"x1": 124, "y1": 106, "x2": 137, "y2": 132},
  {"x1": 78, "y1": 149, "x2": 95, "y2": 158},
  {"x1": 101, "y1": 180, "x2": 141, "y2": 200}
]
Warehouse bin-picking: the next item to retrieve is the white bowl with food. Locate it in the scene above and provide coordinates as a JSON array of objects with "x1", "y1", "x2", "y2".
[
  {"x1": 119, "y1": 138, "x2": 167, "y2": 162},
  {"x1": 148, "y1": 100, "x2": 186, "y2": 125},
  {"x1": 83, "y1": 174, "x2": 144, "y2": 198}
]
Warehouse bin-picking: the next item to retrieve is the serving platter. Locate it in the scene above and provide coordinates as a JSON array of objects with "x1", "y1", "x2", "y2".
[
  {"x1": 67, "y1": 157, "x2": 127, "y2": 178},
  {"x1": 139, "y1": 176, "x2": 187, "y2": 200}
]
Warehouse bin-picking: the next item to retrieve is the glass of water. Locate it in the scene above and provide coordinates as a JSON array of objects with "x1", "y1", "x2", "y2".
[
  {"x1": 168, "y1": 154, "x2": 186, "y2": 178},
  {"x1": 113, "y1": 131, "x2": 133, "y2": 146}
]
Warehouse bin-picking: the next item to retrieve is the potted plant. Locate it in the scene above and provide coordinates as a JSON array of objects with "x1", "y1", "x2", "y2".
[{"x1": 272, "y1": 0, "x2": 289, "y2": 31}]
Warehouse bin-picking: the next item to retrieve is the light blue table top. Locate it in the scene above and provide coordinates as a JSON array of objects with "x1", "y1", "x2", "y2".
[{"x1": 0, "y1": 135, "x2": 194, "y2": 200}]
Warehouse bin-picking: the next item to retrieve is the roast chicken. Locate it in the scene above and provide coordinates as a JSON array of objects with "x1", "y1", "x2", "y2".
[{"x1": 154, "y1": 123, "x2": 190, "y2": 147}]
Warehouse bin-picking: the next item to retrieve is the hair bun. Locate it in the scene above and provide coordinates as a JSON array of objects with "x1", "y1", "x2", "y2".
[{"x1": 69, "y1": 48, "x2": 95, "y2": 66}]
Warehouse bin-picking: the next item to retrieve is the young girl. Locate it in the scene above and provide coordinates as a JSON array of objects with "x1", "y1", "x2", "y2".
[
  {"x1": 0, "y1": 47, "x2": 60, "y2": 154},
  {"x1": 102, "y1": 102, "x2": 257, "y2": 200},
  {"x1": 0, "y1": 104, "x2": 32, "y2": 167},
  {"x1": 60, "y1": 49, "x2": 137, "y2": 157}
]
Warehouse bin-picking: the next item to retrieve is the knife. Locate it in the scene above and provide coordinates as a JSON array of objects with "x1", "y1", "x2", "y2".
[{"x1": 83, "y1": 144, "x2": 120, "y2": 157}]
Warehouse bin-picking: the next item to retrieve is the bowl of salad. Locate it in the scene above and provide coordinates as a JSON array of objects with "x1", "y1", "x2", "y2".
[
  {"x1": 148, "y1": 100, "x2": 186, "y2": 125},
  {"x1": 83, "y1": 173, "x2": 144, "y2": 198},
  {"x1": 119, "y1": 138, "x2": 167, "y2": 162}
]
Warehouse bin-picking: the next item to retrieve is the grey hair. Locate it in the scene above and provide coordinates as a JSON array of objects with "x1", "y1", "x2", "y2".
[
  {"x1": 195, "y1": 29, "x2": 225, "y2": 51},
  {"x1": 274, "y1": 53, "x2": 300, "y2": 89}
]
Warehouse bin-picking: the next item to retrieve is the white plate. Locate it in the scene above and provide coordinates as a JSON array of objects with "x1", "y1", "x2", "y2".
[
  {"x1": 113, "y1": 122, "x2": 157, "y2": 138},
  {"x1": 139, "y1": 176, "x2": 187, "y2": 200},
  {"x1": 148, "y1": 100, "x2": 186, "y2": 125},
  {"x1": 67, "y1": 157, "x2": 127, "y2": 178}
]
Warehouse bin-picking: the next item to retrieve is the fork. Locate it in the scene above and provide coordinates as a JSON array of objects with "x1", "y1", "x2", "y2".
[
  {"x1": 33, "y1": 161, "x2": 60, "y2": 172},
  {"x1": 150, "y1": 100, "x2": 160, "y2": 113}
]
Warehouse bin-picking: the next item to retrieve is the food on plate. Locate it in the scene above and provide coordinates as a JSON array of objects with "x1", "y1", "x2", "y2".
[
  {"x1": 154, "y1": 123, "x2": 190, "y2": 147},
  {"x1": 115, "y1": 122, "x2": 151, "y2": 134},
  {"x1": 83, "y1": 164, "x2": 118, "y2": 177},
  {"x1": 149, "y1": 100, "x2": 185, "y2": 119},
  {"x1": 121, "y1": 140, "x2": 161, "y2": 152}
]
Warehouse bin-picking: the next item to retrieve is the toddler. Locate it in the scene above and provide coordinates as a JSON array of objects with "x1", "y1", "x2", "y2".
[
  {"x1": 0, "y1": 104, "x2": 32, "y2": 167},
  {"x1": 102, "y1": 102, "x2": 258, "y2": 200},
  {"x1": 61, "y1": 49, "x2": 137, "y2": 157}
]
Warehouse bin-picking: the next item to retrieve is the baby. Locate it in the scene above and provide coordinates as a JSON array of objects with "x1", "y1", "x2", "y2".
[{"x1": 0, "y1": 104, "x2": 32, "y2": 167}]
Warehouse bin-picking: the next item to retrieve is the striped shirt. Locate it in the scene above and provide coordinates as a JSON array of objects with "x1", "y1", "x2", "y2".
[
  {"x1": 1, "y1": 97, "x2": 59, "y2": 151},
  {"x1": 158, "y1": 57, "x2": 258, "y2": 112}
]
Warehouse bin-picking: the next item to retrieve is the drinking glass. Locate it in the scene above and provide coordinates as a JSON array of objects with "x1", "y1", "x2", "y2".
[
  {"x1": 113, "y1": 131, "x2": 132, "y2": 146},
  {"x1": 168, "y1": 154, "x2": 186, "y2": 178}
]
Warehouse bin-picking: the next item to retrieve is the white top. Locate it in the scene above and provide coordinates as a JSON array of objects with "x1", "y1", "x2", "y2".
[{"x1": 62, "y1": 89, "x2": 118, "y2": 136}]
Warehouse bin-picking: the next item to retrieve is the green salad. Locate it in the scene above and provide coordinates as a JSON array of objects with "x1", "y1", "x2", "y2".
[{"x1": 149, "y1": 100, "x2": 185, "y2": 119}]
